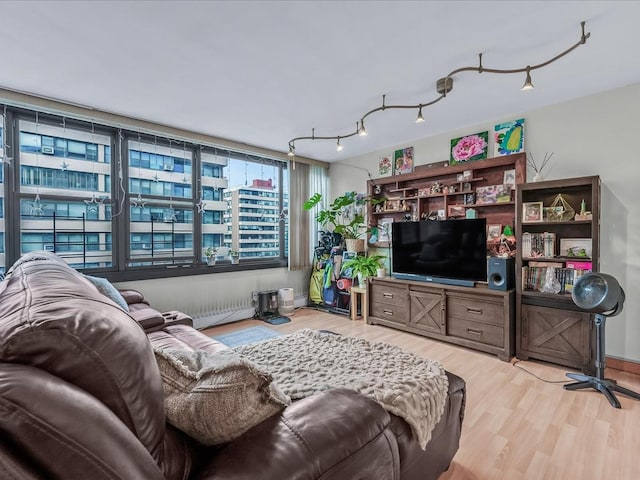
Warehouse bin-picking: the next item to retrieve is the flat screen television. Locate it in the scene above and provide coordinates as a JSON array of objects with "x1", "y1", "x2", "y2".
[{"x1": 391, "y1": 218, "x2": 487, "y2": 287}]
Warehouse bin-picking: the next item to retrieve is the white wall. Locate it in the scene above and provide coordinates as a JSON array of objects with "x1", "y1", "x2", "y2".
[
  {"x1": 115, "y1": 267, "x2": 309, "y2": 329},
  {"x1": 331, "y1": 82, "x2": 640, "y2": 362}
]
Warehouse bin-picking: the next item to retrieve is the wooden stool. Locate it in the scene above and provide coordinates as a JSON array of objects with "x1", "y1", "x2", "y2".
[{"x1": 350, "y1": 285, "x2": 368, "y2": 322}]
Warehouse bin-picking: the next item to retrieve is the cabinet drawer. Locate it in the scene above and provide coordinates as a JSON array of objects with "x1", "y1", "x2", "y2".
[
  {"x1": 370, "y1": 302, "x2": 409, "y2": 323},
  {"x1": 446, "y1": 294, "x2": 504, "y2": 326},
  {"x1": 370, "y1": 283, "x2": 407, "y2": 307},
  {"x1": 448, "y1": 317, "x2": 504, "y2": 347}
]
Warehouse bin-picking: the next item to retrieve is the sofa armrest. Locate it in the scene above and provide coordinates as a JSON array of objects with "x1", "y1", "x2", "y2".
[
  {"x1": 118, "y1": 288, "x2": 148, "y2": 306},
  {"x1": 194, "y1": 388, "x2": 400, "y2": 480},
  {"x1": 0, "y1": 363, "x2": 165, "y2": 480}
]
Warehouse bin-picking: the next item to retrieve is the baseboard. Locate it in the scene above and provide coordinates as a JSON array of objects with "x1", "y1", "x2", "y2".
[{"x1": 606, "y1": 356, "x2": 640, "y2": 375}]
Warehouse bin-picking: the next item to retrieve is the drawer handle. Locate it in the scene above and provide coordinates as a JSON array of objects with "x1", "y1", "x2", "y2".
[
  {"x1": 383, "y1": 310, "x2": 393, "y2": 316},
  {"x1": 467, "y1": 328, "x2": 483, "y2": 336},
  {"x1": 382, "y1": 292, "x2": 394, "y2": 298},
  {"x1": 467, "y1": 307, "x2": 483, "y2": 315}
]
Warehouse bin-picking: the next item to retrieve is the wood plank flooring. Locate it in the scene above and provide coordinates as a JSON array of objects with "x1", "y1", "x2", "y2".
[{"x1": 202, "y1": 308, "x2": 640, "y2": 480}]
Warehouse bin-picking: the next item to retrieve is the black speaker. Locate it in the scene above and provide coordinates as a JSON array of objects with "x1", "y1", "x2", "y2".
[{"x1": 487, "y1": 257, "x2": 515, "y2": 291}]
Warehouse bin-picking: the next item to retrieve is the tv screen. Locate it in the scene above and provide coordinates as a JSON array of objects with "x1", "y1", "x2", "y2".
[{"x1": 391, "y1": 218, "x2": 487, "y2": 286}]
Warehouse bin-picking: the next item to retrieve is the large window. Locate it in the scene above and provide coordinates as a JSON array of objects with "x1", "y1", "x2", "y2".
[
  {"x1": 0, "y1": 111, "x2": 4, "y2": 274},
  {"x1": 1, "y1": 106, "x2": 289, "y2": 279}
]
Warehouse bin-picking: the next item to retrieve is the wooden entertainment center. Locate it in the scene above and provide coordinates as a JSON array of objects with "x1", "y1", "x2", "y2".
[
  {"x1": 368, "y1": 277, "x2": 515, "y2": 361},
  {"x1": 366, "y1": 153, "x2": 525, "y2": 361}
]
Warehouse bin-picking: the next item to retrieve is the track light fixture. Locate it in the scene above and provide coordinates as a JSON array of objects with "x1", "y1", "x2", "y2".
[
  {"x1": 287, "y1": 21, "x2": 589, "y2": 157},
  {"x1": 521, "y1": 66, "x2": 535, "y2": 91}
]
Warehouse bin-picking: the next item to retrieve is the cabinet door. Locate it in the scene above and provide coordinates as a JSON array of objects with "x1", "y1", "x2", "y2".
[
  {"x1": 520, "y1": 304, "x2": 591, "y2": 371},
  {"x1": 409, "y1": 288, "x2": 444, "y2": 334}
]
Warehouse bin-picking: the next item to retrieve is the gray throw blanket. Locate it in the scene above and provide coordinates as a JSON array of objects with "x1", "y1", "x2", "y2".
[{"x1": 235, "y1": 329, "x2": 448, "y2": 449}]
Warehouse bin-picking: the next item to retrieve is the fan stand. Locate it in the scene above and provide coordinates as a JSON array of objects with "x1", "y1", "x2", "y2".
[{"x1": 564, "y1": 314, "x2": 640, "y2": 408}]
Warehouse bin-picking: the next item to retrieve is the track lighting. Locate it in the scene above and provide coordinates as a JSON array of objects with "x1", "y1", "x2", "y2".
[
  {"x1": 287, "y1": 21, "x2": 589, "y2": 155},
  {"x1": 521, "y1": 66, "x2": 534, "y2": 91},
  {"x1": 359, "y1": 120, "x2": 368, "y2": 136}
]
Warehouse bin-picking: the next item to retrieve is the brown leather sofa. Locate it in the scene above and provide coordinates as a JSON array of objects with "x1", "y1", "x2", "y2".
[{"x1": 0, "y1": 252, "x2": 465, "y2": 480}]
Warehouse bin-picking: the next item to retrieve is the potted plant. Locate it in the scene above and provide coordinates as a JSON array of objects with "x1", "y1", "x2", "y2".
[
  {"x1": 342, "y1": 253, "x2": 386, "y2": 288},
  {"x1": 229, "y1": 250, "x2": 240, "y2": 264},
  {"x1": 304, "y1": 191, "x2": 385, "y2": 252},
  {"x1": 204, "y1": 247, "x2": 217, "y2": 266}
]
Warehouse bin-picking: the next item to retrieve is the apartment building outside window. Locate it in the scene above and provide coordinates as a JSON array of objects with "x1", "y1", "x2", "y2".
[{"x1": 0, "y1": 105, "x2": 288, "y2": 279}]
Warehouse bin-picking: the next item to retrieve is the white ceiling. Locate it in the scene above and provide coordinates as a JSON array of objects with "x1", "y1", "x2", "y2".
[{"x1": 1, "y1": 1, "x2": 639, "y2": 163}]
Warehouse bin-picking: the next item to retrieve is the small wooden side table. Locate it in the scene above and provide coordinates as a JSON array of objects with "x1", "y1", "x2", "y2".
[{"x1": 350, "y1": 285, "x2": 368, "y2": 322}]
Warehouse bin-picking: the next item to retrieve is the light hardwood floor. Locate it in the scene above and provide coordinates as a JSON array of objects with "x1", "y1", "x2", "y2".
[{"x1": 202, "y1": 308, "x2": 640, "y2": 480}]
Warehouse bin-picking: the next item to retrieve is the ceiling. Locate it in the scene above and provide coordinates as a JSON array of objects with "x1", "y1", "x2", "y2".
[{"x1": 1, "y1": 1, "x2": 639, "y2": 163}]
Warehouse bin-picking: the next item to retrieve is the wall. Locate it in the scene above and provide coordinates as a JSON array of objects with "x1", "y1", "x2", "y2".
[
  {"x1": 331, "y1": 82, "x2": 640, "y2": 362},
  {"x1": 116, "y1": 267, "x2": 309, "y2": 329}
]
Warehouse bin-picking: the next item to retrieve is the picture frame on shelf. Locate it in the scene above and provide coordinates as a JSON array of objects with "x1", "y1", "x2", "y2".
[
  {"x1": 560, "y1": 238, "x2": 592, "y2": 258},
  {"x1": 487, "y1": 224, "x2": 502, "y2": 241},
  {"x1": 378, "y1": 217, "x2": 394, "y2": 243},
  {"x1": 463, "y1": 192, "x2": 476, "y2": 205},
  {"x1": 384, "y1": 198, "x2": 401, "y2": 212},
  {"x1": 503, "y1": 169, "x2": 516, "y2": 190},
  {"x1": 447, "y1": 205, "x2": 466, "y2": 217},
  {"x1": 522, "y1": 201, "x2": 544, "y2": 222}
]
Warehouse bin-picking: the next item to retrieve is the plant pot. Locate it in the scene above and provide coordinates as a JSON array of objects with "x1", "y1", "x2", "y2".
[
  {"x1": 357, "y1": 272, "x2": 368, "y2": 288},
  {"x1": 231, "y1": 256, "x2": 240, "y2": 265},
  {"x1": 345, "y1": 238, "x2": 365, "y2": 253},
  {"x1": 376, "y1": 267, "x2": 386, "y2": 278},
  {"x1": 207, "y1": 257, "x2": 216, "y2": 266}
]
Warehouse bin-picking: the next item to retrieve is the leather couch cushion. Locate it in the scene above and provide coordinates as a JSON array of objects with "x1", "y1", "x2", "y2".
[
  {"x1": 154, "y1": 347, "x2": 290, "y2": 445},
  {"x1": 0, "y1": 252, "x2": 167, "y2": 465}
]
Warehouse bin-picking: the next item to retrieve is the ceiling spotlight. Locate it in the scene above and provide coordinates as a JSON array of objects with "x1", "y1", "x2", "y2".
[
  {"x1": 521, "y1": 66, "x2": 534, "y2": 91},
  {"x1": 287, "y1": 145, "x2": 295, "y2": 157},
  {"x1": 359, "y1": 120, "x2": 368, "y2": 136},
  {"x1": 336, "y1": 137, "x2": 344, "y2": 151},
  {"x1": 416, "y1": 106, "x2": 425, "y2": 123}
]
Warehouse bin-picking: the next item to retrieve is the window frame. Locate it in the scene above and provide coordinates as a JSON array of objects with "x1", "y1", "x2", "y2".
[{"x1": 1, "y1": 105, "x2": 288, "y2": 281}]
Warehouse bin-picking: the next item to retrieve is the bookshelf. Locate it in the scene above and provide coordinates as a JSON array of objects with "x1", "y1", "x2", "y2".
[{"x1": 515, "y1": 176, "x2": 600, "y2": 373}]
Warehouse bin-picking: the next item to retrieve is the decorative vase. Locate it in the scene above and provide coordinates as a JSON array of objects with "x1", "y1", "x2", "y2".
[
  {"x1": 345, "y1": 238, "x2": 365, "y2": 253},
  {"x1": 376, "y1": 267, "x2": 386, "y2": 278}
]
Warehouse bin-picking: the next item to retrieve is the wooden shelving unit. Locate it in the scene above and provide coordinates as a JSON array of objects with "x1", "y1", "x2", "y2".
[{"x1": 515, "y1": 175, "x2": 600, "y2": 373}]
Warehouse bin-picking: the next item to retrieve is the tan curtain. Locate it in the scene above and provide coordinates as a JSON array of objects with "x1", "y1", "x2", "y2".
[{"x1": 288, "y1": 162, "x2": 328, "y2": 270}]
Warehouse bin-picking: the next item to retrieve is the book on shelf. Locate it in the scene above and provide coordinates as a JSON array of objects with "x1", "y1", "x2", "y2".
[
  {"x1": 521, "y1": 265, "x2": 591, "y2": 294},
  {"x1": 522, "y1": 232, "x2": 556, "y2": 258}
]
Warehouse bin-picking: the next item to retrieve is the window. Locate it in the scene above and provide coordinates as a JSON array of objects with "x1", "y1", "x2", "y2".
[
  {"x1": 0, "y1": 112, "x2": 5, "y2": 274},
  {"x1": 1, "y1": 105, "x2": 289, "y2": 279}
]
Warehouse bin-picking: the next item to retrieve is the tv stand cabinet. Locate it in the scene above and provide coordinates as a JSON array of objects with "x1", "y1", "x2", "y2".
[{"x1": 368, "y1": 277, "x2": 514, "y2": 361}]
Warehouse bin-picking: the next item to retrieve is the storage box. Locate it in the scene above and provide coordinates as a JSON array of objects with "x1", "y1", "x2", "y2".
[{"x1": 565, "y1": 260, "x2": 592, "y2": 271}]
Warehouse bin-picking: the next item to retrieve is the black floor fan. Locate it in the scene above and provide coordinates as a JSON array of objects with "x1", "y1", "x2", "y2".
[{"x1": 564, "y1": 272, "x2": 640, "y2": 408}]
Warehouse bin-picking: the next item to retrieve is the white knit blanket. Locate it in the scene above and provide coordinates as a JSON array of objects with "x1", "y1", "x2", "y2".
[{"x1": 234, "y1": 329, "x2": 449, "y2": 449}]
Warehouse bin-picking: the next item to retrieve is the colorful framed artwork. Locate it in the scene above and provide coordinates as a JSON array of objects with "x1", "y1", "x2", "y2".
[
  {"x1": 487, "y1": 224, "x2": 502, "y2": 241},
  {"x1": 378, "y1": 153, "x2": 393, "y2": 177},
  {"x1": 522, "y1": 201, "x2": 544, "y2": 222},
  {"x1": 494, "y1": 119, "x2": 525, "y2": 157},
  {"x1": 394, "y1": 147, "x2": 414, "y2": 175},
  {"x1": 450, "y1": 131, "x2": 488, "y2": 164}
]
